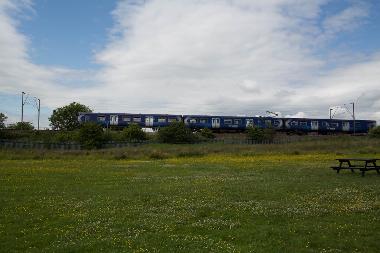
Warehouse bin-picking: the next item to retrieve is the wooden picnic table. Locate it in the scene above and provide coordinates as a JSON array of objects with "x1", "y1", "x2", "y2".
[{"x1": 331, "y1": 158, "x2": 380, "y2": 177}]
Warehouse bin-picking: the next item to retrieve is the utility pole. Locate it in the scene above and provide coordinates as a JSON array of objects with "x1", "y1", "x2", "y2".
[
  {"x1": 351, "y1": 102, "x2": 355, "y2": 135},
  {"x1": 32, "y1": 97, "x2": 41, "y2": 130},
  {"x1": 37, "y1": 98, "x2": 41, "y2": 131},
  {"x1": 21, "y1": 91, "x2": 26, "y2": 122}
]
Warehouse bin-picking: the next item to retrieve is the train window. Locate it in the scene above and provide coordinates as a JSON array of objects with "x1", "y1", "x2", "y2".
[
  {"x1": 300, "y1": 121, "x2": 307, "y2": 127},
  {"x1": 133, "y1": 117, "x2": 141, "y2": 122},
  {"x1": 189, "y1": 118, "x2": 197, "y2": 123},
  {"x1": 355, "y1": 122, "x2": 361, "y2": 127},
  {"x1": 200, "y1": 119, "x2": 207, "y2": 124},
  {"x1": 122, "y1": 116, "x2": 131, "y2": 122},
  {"x1": 224, "y1": 119, "x2": 232, "y2": 124},
  {"x1": 331, "y1": 123, "x2": 338, "y2": 128},
  {"x1": 234, "y1": 119, "x2": 242, "y2": 125},
  {"x1": 290, "y1": 121, "x2": 298, "y2": 126},
  {"x1": 97, "y1": 116, "x2": 106, "y2": 122},
  {"x1": 265, "y1": 120, "x2": 272, "y2": 127},
  {"x1": 168, "y1": 118, "x2": 177, "y2": 123},
  {"x1": 274, "y1": 120, "x2": 281, "y2": 127},
  {"x1": 158, "y1": 117, "x2": 166, "y2": 123},
  {"x1": 322, "y1": 122, "x2": 329, "y2": 127},
  {"x1": 85, "y1": 116, "x2": 90, "y2": 122}
]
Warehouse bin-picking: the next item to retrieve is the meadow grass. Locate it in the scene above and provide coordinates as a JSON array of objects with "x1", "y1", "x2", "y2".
[{"x1": 0, "y1": 136, "x2": 380, "y2": 252}]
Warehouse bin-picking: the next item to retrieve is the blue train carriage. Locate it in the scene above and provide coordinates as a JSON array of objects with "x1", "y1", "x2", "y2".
[
  {"x1": 282, "y1": 118, "x2": 376, "y2": 133},
  {"x1": 183, "y1": 115, "x2": 283, "y2": 131},
  {"x1": 78, "y1": 112, "x2": 182, "y2": 129},
  {"x1": 184, "y1": 115, "x2": 256, "y2": 130},
  {"x1": 141, "y1": 114, "x2": 182, "y2": 129}
]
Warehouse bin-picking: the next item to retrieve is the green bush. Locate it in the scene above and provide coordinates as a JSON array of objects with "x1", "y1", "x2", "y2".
[
  {"x1": 78, "y1": 122, "x2": 104, "y2": 149},
  {"x1": 52, "y1": 131, "x2": 78, "y2": 143},
  {"x1": 103, "y1": 130, "x2": 123, "y2": 142},
  {"x1": 369, "y1": 126, "x2": 380, "y2": 138},
  {"x1": 246, "y1": 126, "x2": 276, "y2": 142},
  {"x1": 9, "y1": 122, "x2": 34, "y2": 130},
  {"x1": 122, "y1": 124, "x2": 146, "y2": 142},
  {"x1": 157, "y1": 122, "x2": 196, "y2": 144},
  {"x1": 199, "y1": 128, "x2": 215, "y2": 139}
]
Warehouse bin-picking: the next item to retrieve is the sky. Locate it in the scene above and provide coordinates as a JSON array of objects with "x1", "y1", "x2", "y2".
[{"x1": 0, "y1": 0, "x2": 380, "y2": 128}]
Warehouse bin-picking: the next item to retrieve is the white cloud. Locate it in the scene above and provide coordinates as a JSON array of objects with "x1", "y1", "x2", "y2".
[
  {"x1": 94, "y1": 0, "x2": 326, "y2": 114},
  {"x1": 0, "y1": 0, "x2": 96, "y2": 126},
  {"x1": 323, "y1": 3, "x2": 369, "y2": 35},
  {"x1": 285, "y1": 112, "x2": 306, "y2": 118},
  {"x1": 0, "y1": 0, "x2": 379, "y2": 127}
]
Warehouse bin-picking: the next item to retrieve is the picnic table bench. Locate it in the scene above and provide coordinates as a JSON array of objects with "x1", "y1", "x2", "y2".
[{"x1": 331, "y1": 158, "x2": 380, "y2": 177}]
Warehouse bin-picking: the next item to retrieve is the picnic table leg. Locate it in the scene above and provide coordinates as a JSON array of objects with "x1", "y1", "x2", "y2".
[
  {"x1": 372, "y1": 161, "x2": 380, "y2": 174},
  {"x1": 348, "y1": 161, "x2": 354, "y2": 173},
  {"x1": 362, "y1": 161, "x2": 370, "y2": 177},
  {"x1": 337, "y1": 161, "x2": 343, "y2": 173}
]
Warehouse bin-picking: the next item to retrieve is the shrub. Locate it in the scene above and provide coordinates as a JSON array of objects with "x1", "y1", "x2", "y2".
[
  {"x1": 263, "y1": 127, "x2": 276, "y2": 141},
  {"x1": 9, "y1": 122, "x2": 34, "y2": 130},
  {"x1": 246, "y1": 126, "x2": 276, "y2": 142},
  {"x1": 199, "y1": 128, "x2": 215, "y2": 139},
  {"x1": 157, "y1": 122, "x2": 195, "y2": 144},
  {"x1": 246, "y1": 126, "x2": 264, "y2": 142},
  {"x1": 103, "y1": 130, "x2": 124, "y2": 142},
  {"x1": 369, "y1": 126, "x2": 380, "y2": 138},
  {"x1": 122, "y1": 124, "x2": 146, "y2": 142},
  {"x1": 52, "y1": 131, "x2": 78, "y2": 143},
  {"x1": 78, "y1": 122, "x2": 104, "y2": 149}
]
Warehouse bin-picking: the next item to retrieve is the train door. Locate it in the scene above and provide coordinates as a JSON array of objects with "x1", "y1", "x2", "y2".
[
  {"x1": 342, "y1": 122, "x2": 350, "y2": 132},
  {"x1": 311, "y1": 121, "x2": 318, "y2": 131},
  {"x1": 246, "y1": 119, "x2": 254, "y2": 128},
  {"x1": 145, "y1": 116, "x2": 154, "y2": 127},
  {"x1": 212, "y1": 118, "x2": 220, "y2": 128},
  {"x1": 110, "y1": 115, "x2": 118, "y2": 125}
]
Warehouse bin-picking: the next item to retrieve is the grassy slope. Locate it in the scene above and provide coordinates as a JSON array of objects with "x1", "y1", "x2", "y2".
[{"x1": 0, "y1": 137, "x2": 380, "y2": 252}]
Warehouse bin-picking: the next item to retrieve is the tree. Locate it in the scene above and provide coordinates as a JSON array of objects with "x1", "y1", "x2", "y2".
[
  {"x1": 157, "y1": 122, "x2": 195, "y2": 143},
  {"x1": 0, "y1": 113, "x2": 7, "y2": 129},
  {"x1": 49, "y1": 102, "x2": 92, "y2": 130},
  {"x1": 78, "y1": 122, "x2": 104, "y2": 149},
  {"x1": 122, "y1": 124, "x2": 146, "y2": 142}
]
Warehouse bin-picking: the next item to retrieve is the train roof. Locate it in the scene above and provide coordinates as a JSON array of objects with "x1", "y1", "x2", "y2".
[
  {"x1": 78, "y1": 112, "x2": 375, "y2": 122},
  {"x1": 79, "y1": 112, "x2": 181, "y2": 116}
]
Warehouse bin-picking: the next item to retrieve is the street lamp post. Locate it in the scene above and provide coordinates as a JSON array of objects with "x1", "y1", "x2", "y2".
[{"x1": 329, "y1": 108, "x2": 333, "y2": 119}]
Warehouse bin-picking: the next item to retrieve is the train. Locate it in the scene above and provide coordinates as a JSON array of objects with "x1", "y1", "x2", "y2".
[{"x1": 78, "y1": 112, "x2": 377, "y2": 134}]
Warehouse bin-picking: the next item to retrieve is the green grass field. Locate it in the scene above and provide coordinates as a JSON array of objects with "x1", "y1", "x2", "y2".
[{"x1": 1, "y1": 137, "x2": 380, "y2": 252}]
